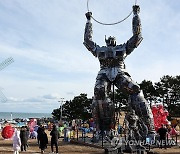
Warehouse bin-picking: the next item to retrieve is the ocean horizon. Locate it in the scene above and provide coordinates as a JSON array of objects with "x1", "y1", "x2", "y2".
[{"x1": 0, "y1": 112, "x2": 52, "y2": 120}]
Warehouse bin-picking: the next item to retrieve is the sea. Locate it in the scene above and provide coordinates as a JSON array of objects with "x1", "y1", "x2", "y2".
[{"x1": 0, "y1": 112, "x2": 52, "y2": 120}]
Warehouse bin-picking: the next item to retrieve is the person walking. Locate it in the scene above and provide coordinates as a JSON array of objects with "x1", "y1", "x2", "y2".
[
  {"x1": 71, "y1": 119, "x2": 76, "y2": 139},
  {"x1": 157, "y1": 124, "x2": 168, "y2": 149},
  {"x1": 30, "y1": 130, "x2": 37, "y2": 139},
  {"x1": 37, "y1": 125, "x2": 43, "y2": 144},
  {"x1": 50, "y1": 125, "x2": 59, "y2": 154},
  {"x1": 25, "y1": 126, "x2": 29, "y2": 148},
  {"x1": 20, "y1": 126, "x2": 28, "y2": 151},
  {"x1": 13, "y1": 129, "x2": 21, "y2": 154},
  {"x1": 38, "y1": 127, "x2": 48, "y2": 154}
]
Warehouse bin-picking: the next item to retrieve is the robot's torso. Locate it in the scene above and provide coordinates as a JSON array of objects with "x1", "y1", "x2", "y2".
[
  {"x1": 84, "y1": 14, "x2": 143, "y2": 82},
  {"x1": 96, "y1": 44, "x2": 127, "y2": 81}
]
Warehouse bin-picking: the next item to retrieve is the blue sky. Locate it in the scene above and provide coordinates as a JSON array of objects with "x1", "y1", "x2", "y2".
[{"x1": 0, "y1": 0, "x2": 179, "y2": 113}]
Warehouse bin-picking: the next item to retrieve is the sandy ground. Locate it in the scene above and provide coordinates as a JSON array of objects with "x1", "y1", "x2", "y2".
[
  {"x1": 1, "y1": 131, "x2": 180, "y2": 154},
  {"x1": 0, "y1": 131, "x2": 104, "y2": 154},
  {"x1": 152, "y1": 147, "x2": 180, "y2": 154}
]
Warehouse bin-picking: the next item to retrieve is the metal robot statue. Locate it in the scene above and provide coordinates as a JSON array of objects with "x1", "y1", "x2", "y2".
[{"x1": 83, "y1": 5, "x2": 154, "y2": 133}]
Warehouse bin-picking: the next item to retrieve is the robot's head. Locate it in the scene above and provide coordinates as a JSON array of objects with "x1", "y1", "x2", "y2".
[{"x1": 105, "y1": 36, "x2": 116, "y2": 47}]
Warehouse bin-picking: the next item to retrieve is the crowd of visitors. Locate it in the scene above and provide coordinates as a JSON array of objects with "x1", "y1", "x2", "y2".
[
  {"x1": 2, "y1": 117, "x2": 179, "y2": 153},
  {"x1": 10, "y1": 119, "x2": 80, "y2": 154},
  {"x1": 12, "y1": 124, "x2": 60, "y2": 154}
]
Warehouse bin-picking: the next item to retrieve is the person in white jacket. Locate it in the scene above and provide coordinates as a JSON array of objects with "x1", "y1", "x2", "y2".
[{"x1": 13, "y1": 128, "x2": 21, "y2": 154}]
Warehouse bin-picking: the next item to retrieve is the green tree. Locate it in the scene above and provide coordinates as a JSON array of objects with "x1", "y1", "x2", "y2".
[
  {"x1": 139, "y1": 80, "x2": 157, "y2": 98},
  {"x1": 52, "y1": 93, "x2": 92, "y2": 121},
  {"x1": 113, "y1": 88, "x2": 129, "y2": 111},
  {"x1": 51, "y1": 107, "x2": 61, "y2": 121},
  {"x1": 154, "y1": 75, "x2": 180, "y2": 117}
]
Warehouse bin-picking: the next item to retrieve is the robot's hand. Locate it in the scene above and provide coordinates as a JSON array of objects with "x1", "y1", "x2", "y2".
[
  {"x1": 133, "y1": 5, "x2": 140, "y2": 15},
  {"x1": 85, "y1": 12, "x2": 92, "y2": 20}
]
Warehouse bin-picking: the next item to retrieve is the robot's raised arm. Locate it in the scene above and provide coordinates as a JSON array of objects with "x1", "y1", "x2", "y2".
[
  {"x1": 126, "y1": 5, "x2": 143, "y2": 55},
  {"x1": 83, "y1": 12, "x2": 99, "y2": 57}
]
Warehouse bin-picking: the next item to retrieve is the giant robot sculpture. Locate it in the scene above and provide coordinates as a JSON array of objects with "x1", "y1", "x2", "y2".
[{"x1": 83, "y1": 5, "x2": 154, "y2": 133}]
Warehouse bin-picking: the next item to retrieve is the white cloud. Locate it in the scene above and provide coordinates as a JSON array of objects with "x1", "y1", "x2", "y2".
[{"x1": 43, "y1": 93, "x2": 61, "y2": 100}]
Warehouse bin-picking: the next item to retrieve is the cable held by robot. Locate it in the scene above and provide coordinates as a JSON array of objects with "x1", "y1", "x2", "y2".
[{"x1": 86, "y1": 0, "x2": 139, "y2": 26}]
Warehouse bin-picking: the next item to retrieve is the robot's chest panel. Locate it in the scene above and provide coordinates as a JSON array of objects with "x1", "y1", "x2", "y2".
[
  {"x1": 106, "y1": 49, "x2": 114, "y2": 58},
  {"x1": 97, "y1": 48, "x2": 126, "y2": 60}
]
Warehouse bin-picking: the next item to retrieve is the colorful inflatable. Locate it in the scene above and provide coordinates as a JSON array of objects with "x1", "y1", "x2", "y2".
[
  {"x1": 1, "y1": 125, "x2": 15, "y2": 139},
  {"x1": 28, "y1": 119, "x2": 37, "y2": 132},
  {"x1": 151, "y1": 104, "x2": 169, "y2": 131}
]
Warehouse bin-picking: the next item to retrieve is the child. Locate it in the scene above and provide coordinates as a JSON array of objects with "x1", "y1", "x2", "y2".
[{"x1": 13, "y1": 128, "x2": 21, "y2": 154}]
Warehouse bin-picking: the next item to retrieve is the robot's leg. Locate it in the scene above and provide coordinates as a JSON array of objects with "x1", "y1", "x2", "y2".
[
  {"x1": 91, "y1": 98, "x2": 100, "y2": 130},
  {"x1": 92, "y1": 99, "x2": 114, "y2": 131},
  {"x1": 115, "y1": 74, "x2": 155, "y2": 132},
  {"x1": 93, "y1": 76, "x2": 115, "y2": 131},
  {"x1": 129, "y1": 92, "x2": 155, "y2": 132}
]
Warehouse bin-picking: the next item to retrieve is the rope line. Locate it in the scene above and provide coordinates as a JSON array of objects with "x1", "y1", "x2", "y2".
[{"x1": 87, "y1": 0, "x2": 136, "y2": 26}]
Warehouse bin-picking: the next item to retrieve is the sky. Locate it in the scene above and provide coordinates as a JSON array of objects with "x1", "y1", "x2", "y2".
[{"x1": 0, "y1": 0, "x2": 179, "y2": 113}]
